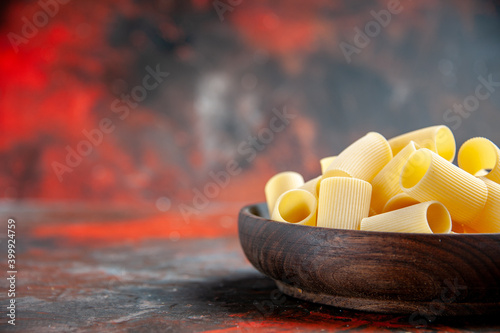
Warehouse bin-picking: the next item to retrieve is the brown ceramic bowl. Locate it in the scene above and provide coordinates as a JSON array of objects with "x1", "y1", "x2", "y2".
[{"x1": 238, "y1": 202, "x2": 500, "y2": 315}]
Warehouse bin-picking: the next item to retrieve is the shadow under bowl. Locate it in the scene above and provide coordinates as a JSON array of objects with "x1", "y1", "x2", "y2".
[{"x1": 238, "y1": 202, "x2": 500, "y2": 315}]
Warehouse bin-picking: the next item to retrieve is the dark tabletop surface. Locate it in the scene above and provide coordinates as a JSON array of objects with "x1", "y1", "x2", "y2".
[{"x1": 0, "y1": 201, "x2": 499, "y2": 332}]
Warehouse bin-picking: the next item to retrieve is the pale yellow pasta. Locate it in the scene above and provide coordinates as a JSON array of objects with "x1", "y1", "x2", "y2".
[
  {"x1": 320, "y1": 156, "x2": 336, "y2": 174},
  {"x1": 388, "y1": 125, "x2": 456, "y2": 162},
  {"x1": 271, "y1": 189, "x2": 317, "y2": 226},
  {"x1": 468, "y1": 177, "x2": 500, "y2": 233},
  {"x1": 382, "y1": 193, "x2": 420, "y2": 213},
  {"x1": 299, "y1": 176, "x2": 321, "y2": 197},
  {"x1": 323, "y1": 132, "x2": 392, "y2": 182},
  {"x1": 401, "y1": 148, "x2": 487, "y2": 225},
  {"x1": 360, "y1": 201, "x2": 451, "y2": 233},
  {"x1": 317, "y1": 177, "x2": 371, "y2": 230},
  {"x1": 265, "y1": 171, "x2": 304, "y2": 215},
  {"x1": 370, "y1": 141, "x2": 419, "y2": 214},
  {"x1": 458, "y1": 137, "x2": 500, "y2": 183}
]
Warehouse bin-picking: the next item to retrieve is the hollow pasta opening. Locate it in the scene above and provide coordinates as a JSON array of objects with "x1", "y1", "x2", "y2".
[
  {"x1": 435, "y1": 126, "x2": 456, "y2": 162},
  {"x1": 426, "y1": 202, "x2": 452, "y2": 233},
  {"x1": 277, "y1": 190, "x2": 316, "y2": 224},
  {"x1": 382, "y1": 193, "x2": 419, "y2": 213},
  {"x1": 401, "y1": 149, "x2": 432, "y2": 189},
  {"x1": 458, "y1": 138, "x2": 498, "y2": 176}
]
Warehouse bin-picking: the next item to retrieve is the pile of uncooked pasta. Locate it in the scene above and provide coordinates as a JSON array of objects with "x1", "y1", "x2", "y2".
[{"x1": 265, "y1": 125, "x2": 500, "y2": 234}]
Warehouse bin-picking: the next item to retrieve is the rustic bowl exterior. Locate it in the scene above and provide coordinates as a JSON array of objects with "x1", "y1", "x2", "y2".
[{"x1": 238, "y1": 203, "x2": 500, "y2": 315}]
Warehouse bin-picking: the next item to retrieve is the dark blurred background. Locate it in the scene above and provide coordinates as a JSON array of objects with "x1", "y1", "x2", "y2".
[{"x1": 1, "y1": 0, "x2": 500, "y2": 214}]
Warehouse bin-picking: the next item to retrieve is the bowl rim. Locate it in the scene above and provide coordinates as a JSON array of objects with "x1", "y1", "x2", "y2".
[
  {"x1": 240, "y1": 202, "x2": 500, "y2": 237},
  {"x1": 239, "y1": 202, "x2": 500, "y2": 316}
]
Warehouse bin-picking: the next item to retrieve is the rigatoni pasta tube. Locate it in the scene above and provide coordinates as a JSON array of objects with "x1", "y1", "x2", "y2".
[
  {"x1": 468, "y1": 177, "x2": 500, "y2": 233},
  {"x1": 382, "y1": 193, "x2": 420, "y2": 213},
  {"x1": 317, "y1": 177, "x2": 371, "y2": 230},
  {"x1": 388, "y1": 125, "x2": 456, "y2": 162},
  {"x1": 320, "y1": 156, "x2": 336, "y2": 174},
  {"x1": 323, "y1": 132, "x2": 392, "y2": 182},
  {"x1": 401, "y1": 148, "x2": 487, "y2": 224},
  {"x1": 458, "y1": 137, "x2": 500, "y2": 183},
  {"x1": 299, "y1": 176, "x2": 321, "y2": 197},
  {"x1": 265, "y1": 172, "x2": 304, "y2": 215},
  {"x1": 271, "y1": 189, "x2": 317, "y2": 226},
  {"x1": 360, "y1": 201, "x2": 451, "y2": 233},
  {"x1": 370, "y1": 141, "x2": 418, "y2": 214}
]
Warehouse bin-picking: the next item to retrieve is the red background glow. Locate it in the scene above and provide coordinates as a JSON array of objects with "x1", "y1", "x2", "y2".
[{"x1": 1, "y1": 0, "x2": 500, "y2": 214}]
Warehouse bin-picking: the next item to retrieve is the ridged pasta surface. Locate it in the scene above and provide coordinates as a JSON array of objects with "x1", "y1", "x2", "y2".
[
  {"x1": 388, "y1": 125, "x2": 455, "y2": 162},
  {"x1": 469, "y1": 177, "x2": 500, "y2": 233},
  {"x1": 370, "y1": 141, "x2": 418, "y2": 214},
  {"x1": 401, "y1": 149, "x2": 487, "y2": 225},
  {"x1": 323, "y1": 132, "x2": 392, "y2": 183},
  {"x1": 361, "y1": 201, "x2": 451, "y2": 233},
  {"x1": 317, "y1": 177, "x2": 371, "y2": 230}
]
